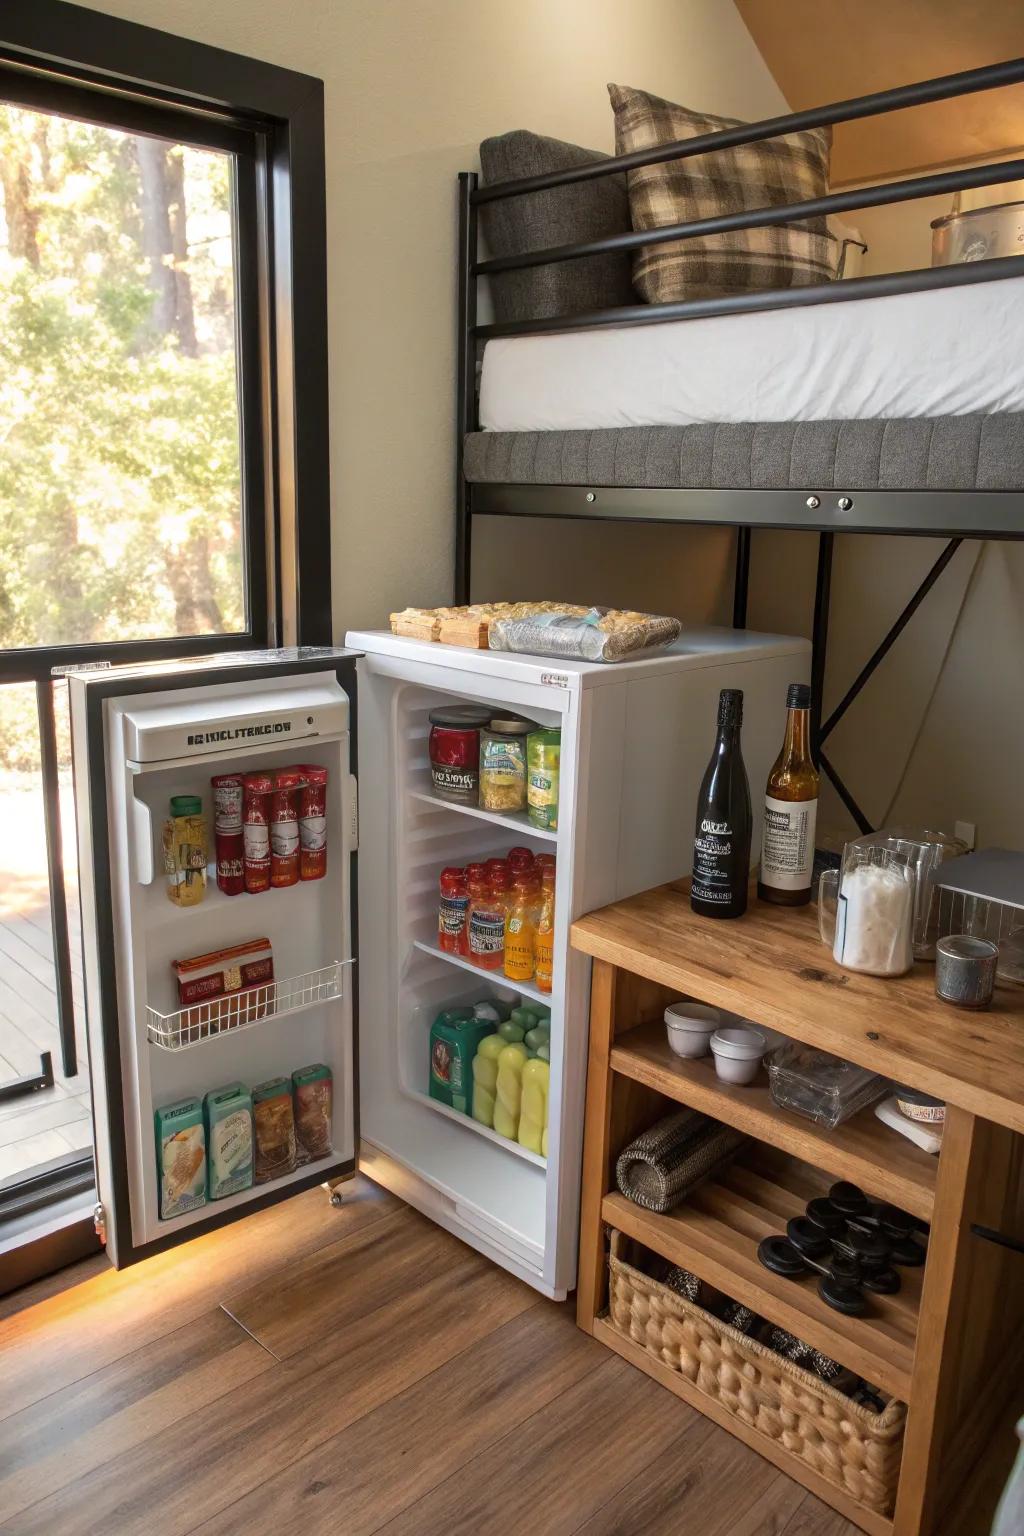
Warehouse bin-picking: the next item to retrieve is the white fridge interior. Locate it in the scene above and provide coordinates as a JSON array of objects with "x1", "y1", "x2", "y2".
[{"x1": 349, "y1": 627, "x2": 811, "y2": 1301}]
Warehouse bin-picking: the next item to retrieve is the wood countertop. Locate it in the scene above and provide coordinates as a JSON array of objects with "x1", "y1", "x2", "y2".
[{"x1": 571, "y1": 879, "x2": 1024, "y2": 1133}]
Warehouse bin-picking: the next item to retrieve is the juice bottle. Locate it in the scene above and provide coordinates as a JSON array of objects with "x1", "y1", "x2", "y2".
[
  {"x1": 438, "y1": 866, "x2": 469, "y2": 954},
  {"x1": 534, "y1": 867, "x2": 555, "y2": 994},
  {"x1": 468, "y1": 866, "x2": 505, "y2": 971},
  {"x1": 507, "y1": 846, "x2": 535, "y2": 878},
  {"x1": 503, "y1": 875, "x2": 536, "y2": 982}
]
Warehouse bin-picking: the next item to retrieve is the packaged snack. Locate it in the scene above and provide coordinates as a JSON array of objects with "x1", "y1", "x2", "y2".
[
  {"x1": 489, "y1": 607, "x2": 681, "y2": 663},
  {"x1": 155, "y1": 1097, "x2": 206, "y2": 1219},
  {"x1": 252, "y1": 1077, "x2": 297, "y2": 1183},
  {"x1": 292, "y1": 1064, "x2": 334, "y2": 1163},
  {"x1": 162, "y1": 795, "x2": 207, "y2": 907},
  {"x1": 204, "y1": 1082, "x2": 254, "y2": 1199},
  {"x1": 430, "y1": 1010, "x2": 496, "y2": 1113},
  {"x1": 172, "y1": 938, "x2": 274, "y2": 1040}
]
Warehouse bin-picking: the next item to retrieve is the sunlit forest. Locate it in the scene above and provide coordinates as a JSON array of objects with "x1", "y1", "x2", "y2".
[{"x1": 0, "y1": 105, "x2": 245, "y2": 767}]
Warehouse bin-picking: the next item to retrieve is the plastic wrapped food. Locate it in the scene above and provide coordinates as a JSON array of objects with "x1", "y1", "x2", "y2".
[{"x1": 488, "y1": 607, "x2": 681, "y2": 663}]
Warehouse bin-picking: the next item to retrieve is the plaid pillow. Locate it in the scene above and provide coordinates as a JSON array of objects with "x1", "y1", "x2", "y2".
[{"x1": 608, "y1": 83, "x2": 837, "y2": 303}]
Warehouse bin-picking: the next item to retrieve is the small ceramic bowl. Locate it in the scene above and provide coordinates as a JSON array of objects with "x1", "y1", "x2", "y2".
[
  {"x1": 710, "y1": 1024, "x2": 767, "y2": 1085},
  {"x1": 664, "y1": 1001, "x2": 721, "y2": 1059},
  {"x1": 893, "y1": 1085, "x2": 946, "y2": 1124}
]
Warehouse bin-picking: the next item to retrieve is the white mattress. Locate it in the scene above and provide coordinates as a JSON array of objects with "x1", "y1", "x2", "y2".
[{"x1": 478, "y1": 274, "x2": 1024, "y2": 431}]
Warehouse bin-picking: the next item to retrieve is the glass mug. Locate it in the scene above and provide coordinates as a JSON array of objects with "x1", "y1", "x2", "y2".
[{"x1": 818, "y1": 841, "x2": 916, "y2": 977}]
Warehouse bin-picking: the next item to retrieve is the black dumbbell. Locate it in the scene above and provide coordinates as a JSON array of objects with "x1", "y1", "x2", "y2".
[{"x1": 757, "y1": 1235, "x2": 868, "y2": 1316}]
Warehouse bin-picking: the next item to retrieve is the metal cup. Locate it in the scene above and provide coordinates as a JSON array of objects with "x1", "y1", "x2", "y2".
[{"x1": 934, "y1": 934, "x2": 998, "y2": 1009}]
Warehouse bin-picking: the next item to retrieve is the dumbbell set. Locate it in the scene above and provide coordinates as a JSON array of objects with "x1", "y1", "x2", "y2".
[{"x1": 757, "y1": 1180, "x2": 928, "y2": 1317}]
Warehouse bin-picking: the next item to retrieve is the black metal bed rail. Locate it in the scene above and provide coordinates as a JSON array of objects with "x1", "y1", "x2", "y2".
[
  {"x1": 475, "y1": 156, "x2": 1024, "y2": 280},
  {"x1": 472, "y1": 56, "x2": 1024, "y2": 204}
]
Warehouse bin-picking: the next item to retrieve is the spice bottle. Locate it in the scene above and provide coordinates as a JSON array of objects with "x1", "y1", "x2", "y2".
[
  {"x1": 438, "y1": 866, "x2": 470, "y2": 955},
  {"x1": 270, "y1": 769, "x2": 303, "y2": 888},
  {"x1": 163, "y1": 795, "x2": 207, "y2": 907},
  {"x1": 211, "y1": 774, "x2": 244, "y2": 896},
  {"x1": 297, "y1": 764, "x2": 328, "y2": 881},
  {"x1": 243, "y1": 774, "x2": 273, "y2": 894}
]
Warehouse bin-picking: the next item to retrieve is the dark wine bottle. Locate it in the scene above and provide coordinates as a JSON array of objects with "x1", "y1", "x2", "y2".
[{"x1": 690, "y1": 688, "x2": 752, "y2": 919}]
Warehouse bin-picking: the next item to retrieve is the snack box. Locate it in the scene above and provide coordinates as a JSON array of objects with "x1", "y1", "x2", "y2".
[
  {"x1": 172, "y1": 938, "x2": 274, "y2": 1039},
  {"x1": 252, "y1": 1076, "x2": 297, "y2": 1184},
  {"x1": 292, "y1": 1063, "x2": 333, "y2": 1164},
  {"x1": 204, "y1": 1082, "x2": 254, "y2": 1199},
  {"x1": 155, "y1": 1097, "x2": 207, "y2": 1220}
]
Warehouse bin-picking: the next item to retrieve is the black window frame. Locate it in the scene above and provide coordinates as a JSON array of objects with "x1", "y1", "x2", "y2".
[{"x1": 0, "y1": 0, "x2": 333, "y2": 1288}]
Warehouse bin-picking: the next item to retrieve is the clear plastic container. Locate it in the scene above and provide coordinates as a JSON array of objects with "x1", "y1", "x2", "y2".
[{"x1": 766, "y1": 1042, "x2": 885, "y2": 1129}]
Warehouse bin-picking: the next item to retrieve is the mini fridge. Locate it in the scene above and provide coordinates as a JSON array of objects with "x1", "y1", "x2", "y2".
[{"x1": 68, "y1": 628, "x2": 809, "y2": 1295}]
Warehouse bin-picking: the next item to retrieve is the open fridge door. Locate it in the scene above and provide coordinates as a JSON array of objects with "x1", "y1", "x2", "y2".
[{"x1": 66, "y1": 651, "x2": 359, "y2": 1267}]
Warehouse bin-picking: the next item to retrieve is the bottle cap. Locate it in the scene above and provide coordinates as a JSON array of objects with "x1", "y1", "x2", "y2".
[
  {"x1": 787, "y1": 683, "x2": 811, "y2": 709},
  {"x1": 169, "y1": 795, "x2": 202, "y2": 816},
  {"x1": 717, "y1": 688, "x2": 743, "y2": 726}
]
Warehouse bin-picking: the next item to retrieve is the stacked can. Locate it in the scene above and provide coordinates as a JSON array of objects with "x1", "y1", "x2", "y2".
[
  {"x1": 242, "y1": 773, "x2": 273, "y2": 894},
  {"x1": 211, "y1": 774, "x2": 244, "y2": 896},
  {"x1": 270, "y1": 769, "x2": 303, "y2": 888},
  {"x1": 297, "y1": 765, "x2": 328, "y2": 880}
]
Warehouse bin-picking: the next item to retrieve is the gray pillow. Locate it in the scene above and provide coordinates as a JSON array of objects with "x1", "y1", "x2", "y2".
[{"x1": 478, "y1": 130, "x2": 635, "y2": 324}]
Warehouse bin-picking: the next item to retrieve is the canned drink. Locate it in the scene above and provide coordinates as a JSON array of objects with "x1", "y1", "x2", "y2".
[
  {"x1": 270, "y1": 769, "x2": 303, "y2": 888},
  {"x1": 242, "y1": 774, "x2": 273, "y2": 894},
  {"x1": 297, "y1": 765, "x2": 328, "y2": 881},
  {"x1": 211, "y1": 774, "x2": 244, "y2": 896}
]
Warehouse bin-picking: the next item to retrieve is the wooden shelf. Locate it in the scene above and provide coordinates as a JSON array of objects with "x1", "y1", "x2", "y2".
[
  {"x1": 602, "y1": 1146, "x2": 920, "y2": 1401},
  {"x1": 592, "y1": 1317, "x2": 893, "y2": 1536},
  {"x1": 610, "y1": 1021, "x2": 936, "y2": 1222},
  {"x1": 571, "y1": 879, "x2": 1024, "y2": 1134}
]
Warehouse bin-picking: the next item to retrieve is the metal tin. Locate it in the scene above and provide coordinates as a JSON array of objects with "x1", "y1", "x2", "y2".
[
  {"x1": 934, "y1": 934, "x2": 998, "y2": 1009},
  {"x1": 931, "y1": 200, "x2": 1024, "y2": 266}
]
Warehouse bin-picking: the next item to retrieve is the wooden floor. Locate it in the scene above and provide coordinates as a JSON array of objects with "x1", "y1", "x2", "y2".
[{"x1": 0, "y1": 1178, "x2": 1013, "y2": 1536}]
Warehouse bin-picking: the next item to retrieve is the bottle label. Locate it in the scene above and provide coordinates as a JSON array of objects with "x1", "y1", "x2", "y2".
[
  {"x1": 439, "y1": 893, "x2": 469, "y2": 938},
  {"x1": 469, "y1": 910, "x2": 504, "y2": 956},
  {"x1": 503, "y1": 916, "x2": 534, "y2": 981},
  {"x1": 692, "y1": 819, "x2": 736, "y2": 905},
  {"x1": 760, "y1": 795, "x2": 817, "y2": 890}
]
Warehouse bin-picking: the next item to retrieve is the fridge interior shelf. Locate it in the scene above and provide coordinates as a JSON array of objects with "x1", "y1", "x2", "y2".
[
  {"x1": 404, "y1": 1085, "x2": 547, "y2": 1169},
  {"x1": 146, "y1": 960, "x2": 346, "y2": 1051},
  {"x1": 411, "y1": 938, "x2": 554, "y2": 1005},
  {"x1": 407, "y1": 787, "x2": 558, "y2": 843}
]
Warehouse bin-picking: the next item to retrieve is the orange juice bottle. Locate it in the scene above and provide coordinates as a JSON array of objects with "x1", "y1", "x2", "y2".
[
  {"x1": 534, "y1": 867, "x2": 555, "y2": 994},
  {"x1": 504, "y1": 876, "x2": 536, "y2": 982}
]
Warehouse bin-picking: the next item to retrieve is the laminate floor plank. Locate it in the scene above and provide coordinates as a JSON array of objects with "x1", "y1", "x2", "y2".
[
  {"x1": 572, "y1": 1415, "x2": 805, "y2": 1536},
  {"x1": 0, "y1": 1309, "x2": 272, "y2": 1524},
  {"x1": 779, "y1": 1493, "x2": 865, "y2": 1535},
  {"x1": 372, "y1": 1353, "x2": 699, "y2": 1536},
  {"x1": 2, "y1": 1246, "x2": 536, "y2": 1536},
  {"x1": 194, "y1": 1302, "x2": 604, "y2": 1536},
  {"x1": 0, "y1": 1175, "x2": 397, "y2": 1418}
]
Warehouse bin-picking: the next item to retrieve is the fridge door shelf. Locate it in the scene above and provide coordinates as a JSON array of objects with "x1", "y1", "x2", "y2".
[
  {"x1": 407, "y1": 787, "x2": 558, "y2": 844},
  {"x1": 411, "y1": 938, "x2": 554, "y2": 1006},
  {"x1": 146, "y1": 960, "x2": 349, "y2": 1051}
]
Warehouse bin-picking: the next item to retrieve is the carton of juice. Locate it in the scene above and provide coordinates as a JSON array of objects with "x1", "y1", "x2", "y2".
[{"x1": 155, "y1": 1097, "x2": 206, "y2": 1220}]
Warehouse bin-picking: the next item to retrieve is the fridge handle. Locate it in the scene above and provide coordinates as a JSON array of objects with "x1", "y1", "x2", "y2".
[{"x1": 130, "y1": 795, "x2": 156, "y2": 886}]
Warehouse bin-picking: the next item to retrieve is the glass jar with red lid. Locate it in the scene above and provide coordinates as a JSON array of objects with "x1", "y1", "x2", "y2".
[{"x1": 428, "y1": 706, "x2": 490, "y2": 805}]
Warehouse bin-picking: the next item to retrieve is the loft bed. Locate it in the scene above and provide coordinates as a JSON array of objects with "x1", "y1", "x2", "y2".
[{"x1": 454, "y1": 58, "x2": 1024, "y2": 833}]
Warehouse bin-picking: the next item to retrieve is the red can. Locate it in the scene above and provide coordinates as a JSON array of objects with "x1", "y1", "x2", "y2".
[
  {"x1": 270, "y1": 769, "x2": 303, "y2": 888},
  {"x1": 211, "y1": 774, "x2": 244, "y2": 896},
  {"x1": 297, "y1": 764, "x2": 328, "y2": 881},
  {"x1": 242, "y1": 773, "x2": 273, "y2": 894}
]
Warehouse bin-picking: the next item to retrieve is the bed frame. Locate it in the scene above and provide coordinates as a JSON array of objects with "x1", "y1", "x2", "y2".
[{"x1": 454, "y1": 57, "x2": 1024, "y2": 832}]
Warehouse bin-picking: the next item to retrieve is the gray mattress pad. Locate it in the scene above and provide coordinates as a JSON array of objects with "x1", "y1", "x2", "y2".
[{"x1": 464, "y1": 415, "x2": 1024, "y2": 491}]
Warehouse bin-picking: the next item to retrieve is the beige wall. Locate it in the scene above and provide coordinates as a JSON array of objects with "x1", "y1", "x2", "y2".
[{"x1": 80, "y1": 0, "x2": 785, "y2": 637}]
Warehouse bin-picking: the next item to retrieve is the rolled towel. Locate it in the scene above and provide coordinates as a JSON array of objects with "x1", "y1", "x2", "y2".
[{"x1": 615, "y1": 1108, "x2": 747, "y2": 1213}]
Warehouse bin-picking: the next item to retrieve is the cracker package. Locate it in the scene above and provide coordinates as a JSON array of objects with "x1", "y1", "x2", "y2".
[
  {"x1": 251, "y1": 1077, "x2": 297, "y2": 1184},
  {"x1": 488, "y1": 607, "x2": 681, "y2": 663},
  {"x1": 292, "y1": 1063, "x2": 333, "y2": 1164},
  {"x1": 204, "y1": 1082, "x2": 254, "y2": 1199},
  {"x1": 155, "y1": 1097, "x2": 207, "y2": 1220}
]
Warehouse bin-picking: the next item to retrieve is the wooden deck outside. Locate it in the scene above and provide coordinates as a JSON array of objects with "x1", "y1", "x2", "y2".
[{"x1": 0, "y1": 778, "x2": 92, "y2": 1186}]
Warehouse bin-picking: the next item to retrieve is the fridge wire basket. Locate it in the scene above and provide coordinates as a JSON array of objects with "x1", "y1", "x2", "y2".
[{"x1": 146, "y1": 960, "x2": 346, "y2": 1050}]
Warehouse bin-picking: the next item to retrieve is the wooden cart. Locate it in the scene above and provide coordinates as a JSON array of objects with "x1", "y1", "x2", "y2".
[{"x1": 572, "y1": 880, "x2": 1024, "y2": 1536}]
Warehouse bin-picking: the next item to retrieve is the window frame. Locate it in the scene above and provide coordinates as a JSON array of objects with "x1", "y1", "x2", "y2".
[{"x1": 0, "y1": 0, "x2": 333, "y2": 681}]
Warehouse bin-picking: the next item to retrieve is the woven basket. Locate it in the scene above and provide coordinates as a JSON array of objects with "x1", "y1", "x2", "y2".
[{"x1": 607, "y1": 1232, "x2": 906, "y2": 1515}]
